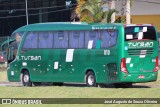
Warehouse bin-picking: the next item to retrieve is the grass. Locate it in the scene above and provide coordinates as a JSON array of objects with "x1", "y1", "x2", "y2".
[
  {"x1": 0, "y1": 70, "x2": 7, "y2": 82},
  {"x1": 0, "y1": 86, "x2": 159, "y2": 98},
  {"x1": 0, "y1": 70, "x2": 160, "y2": 107},
  {"x1": 0, "y1": 87, "x2": 160, "y2": 107}
]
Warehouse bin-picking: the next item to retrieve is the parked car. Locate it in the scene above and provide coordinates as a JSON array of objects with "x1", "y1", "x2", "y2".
[{"x1": 0, "y1": 52, "x2": 5, "y2": 63}]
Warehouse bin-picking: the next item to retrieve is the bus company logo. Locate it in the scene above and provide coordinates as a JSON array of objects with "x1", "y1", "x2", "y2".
[
  {"x1": 128, "y1": 42, "x2": 154, "y2": 48},
  {"x1": 21, "y1": 56, "x2": 41, "y2": 60}
]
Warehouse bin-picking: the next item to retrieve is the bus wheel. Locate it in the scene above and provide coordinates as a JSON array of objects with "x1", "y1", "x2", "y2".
[
  {"x1": 22, "y1": 71, "x2": 32, "y2": 87},
  {"x1": 33, "y1": 82, "x2": 41, "y2": 86},
  {"x1": 114, "y1": 83, "x2": 132, "y2": 88},
  {"x1": 86, "y1": 71, "x2": 97, "y2": 87},
  {"x1": 53, "y1": 82, "x2": 63, "y2": 86}
]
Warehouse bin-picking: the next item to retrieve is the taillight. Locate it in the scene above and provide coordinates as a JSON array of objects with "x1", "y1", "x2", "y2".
[
  {"x1": 1, "y1": 56, "x2": 3, "y2": 59},
  {"x1": 121, "y1": 58, "x2": 128, "y2": 73},
  {"x1": 154, "y1": 56, "x2": 159, "y2": 72}
]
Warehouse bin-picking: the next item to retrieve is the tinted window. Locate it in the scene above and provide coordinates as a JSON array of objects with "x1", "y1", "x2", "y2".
[
  {"x1": 11, "y1": 32, "x2": 24, "y2": 39},
  {"x1": 158, "y1": 33, "x2": 160, "y2": 48},
  {"x1": 101, "y1": 30, "x2": 118, "y2": 48},
  {"x1": 85, "y1": 31, "x2": 99, "y2": 49},
  {"x1": 125, "y1": 26, "x2": 156, "y2": 41},
  {"x1": 53, "y1": 31, "x2": 68, "y2": 48},
  {"x1": 101, "y1": 30, "x2": 110, "y2": 48},
  {"x1": 69, "y1": 31, "x2": 84, "y2": 48},
  {"x1": 110, "y1": 30, "x2": 118, "y2": 46},
  {"x1": 39, "y1": 32, "x2": 53, "y2": 48},
  {"x1": 23, "y1": 32, "x2": 38, "y2": 49}
]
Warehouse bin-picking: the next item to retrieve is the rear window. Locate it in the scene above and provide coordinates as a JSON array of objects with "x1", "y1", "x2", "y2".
[{"x1": 125, "y1": 26, "x2": 156, "y2": 41}]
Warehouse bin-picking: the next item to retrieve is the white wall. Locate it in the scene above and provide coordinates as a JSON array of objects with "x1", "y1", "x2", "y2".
[{"x1": 115, "y1": 0, "x2": 160, "y2": 15}]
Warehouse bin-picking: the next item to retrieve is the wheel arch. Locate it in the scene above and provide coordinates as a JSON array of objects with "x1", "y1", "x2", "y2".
[
  {"x1": 20, "y1": 68, "x2": 31, "y2": 81},
  {"x1": 84, "y1": 68, "x2": 97, "y2": 82}
]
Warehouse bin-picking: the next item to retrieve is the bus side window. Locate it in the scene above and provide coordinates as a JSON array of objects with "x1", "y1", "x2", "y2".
[
  {"x1": 110, "y1": 30, "x2": 118, "y2": 46},
  {"x1": 39, "y1": 32, "x2": 53, "y2": 48},
  {"x1": 53, "y1": 31, "x2": 68, "y2": 48},
  {"x1": 69, "y1": 31, "x2": 84, "y2": 48},
  {"x1": 101, "y1": 30, "x2": 110, "y2": 48},
  {"x1": 23, "y1": 32, "x2": 38, "y2": 49},
  {"x1": 85, "y1": 31, "x2": 99, "y2": 49}
]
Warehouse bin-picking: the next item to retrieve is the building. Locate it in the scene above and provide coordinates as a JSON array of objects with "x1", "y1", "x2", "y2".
[
  {"x1": 115, "y1": 0, "x2": 160, "y2": 31},
  {"x1": 0, "y1": 0, "x2": 76, "y2": 36},
  {"x1": 1, "y1": 0, "x2": 160, "y2": 37}
]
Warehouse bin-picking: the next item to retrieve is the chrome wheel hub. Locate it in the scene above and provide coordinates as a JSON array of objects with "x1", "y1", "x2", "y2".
[
  {"x1": 23, "y1": 75, "x2": 29, "y2": 83},
  {"x1": 88, "y1": 75, "x2": 94, "y2": 85}
]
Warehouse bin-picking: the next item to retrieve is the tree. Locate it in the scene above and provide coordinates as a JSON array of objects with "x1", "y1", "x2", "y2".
[{"x1": 75, "y1": 0, "x2": 118, "y2": 23}]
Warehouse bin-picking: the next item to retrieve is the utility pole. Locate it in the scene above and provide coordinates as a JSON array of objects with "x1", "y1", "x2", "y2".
[
  {"x1": 25, "y1": 0, "x2": 29, "y2": 25},
  {"x1": 110, "y1": 0, "x2": 115, "y2": 23},
  {"x1": 126, "y1": 0, "x2": 131, "y2": 24}
]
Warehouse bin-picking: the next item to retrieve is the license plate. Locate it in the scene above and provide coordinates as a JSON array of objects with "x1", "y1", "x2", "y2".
[{"x1": 139, "y1": 75, "x2": 145, "y2": 78}]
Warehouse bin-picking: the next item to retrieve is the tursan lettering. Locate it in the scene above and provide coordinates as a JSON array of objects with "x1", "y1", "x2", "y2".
[
  {"x1": 21, "y1": 56, "x2": 41, "y2": 60},
  {"x1": 128, "y1": 42, "x2": 153, "y2": 48}
]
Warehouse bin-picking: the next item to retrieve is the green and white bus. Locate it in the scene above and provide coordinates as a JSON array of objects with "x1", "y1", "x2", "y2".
[{"x1": 6, "y1": 22, "x2": 159, "y2": 87}]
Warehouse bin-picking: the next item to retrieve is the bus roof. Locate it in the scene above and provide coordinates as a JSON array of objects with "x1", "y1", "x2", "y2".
[{"x1": 13, "y1": 22, "x2": 123, "y2": 33}]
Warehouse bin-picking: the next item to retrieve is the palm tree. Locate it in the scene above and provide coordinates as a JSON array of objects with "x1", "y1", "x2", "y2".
[{"x1": 75, "y1": 0, "x2": 118, "y2": 23}]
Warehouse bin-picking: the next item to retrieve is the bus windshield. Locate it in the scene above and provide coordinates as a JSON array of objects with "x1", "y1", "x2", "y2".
[
  {"x1": 125, "y1": 26, "x2": 156, "y2": 41},
  {"x1": 10, "y1": 32, "x2": 24, "y2": 40}
]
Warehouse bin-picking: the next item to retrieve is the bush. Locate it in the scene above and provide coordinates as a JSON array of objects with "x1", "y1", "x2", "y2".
[{"x1": 0, "y1": 63, "x2": 7, "y2": 71}]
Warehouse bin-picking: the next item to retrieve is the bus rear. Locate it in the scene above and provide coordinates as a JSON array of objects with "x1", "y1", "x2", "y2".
[{"x1": 120, "y1": 24, "x2": 158, "y2": 83}]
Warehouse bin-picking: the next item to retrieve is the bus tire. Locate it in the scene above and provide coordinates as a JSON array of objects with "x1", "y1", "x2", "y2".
[
  {"x1": 86, "y1": 71, "x2": 97, "y2": 87},
  {"x1": 53, "y1": 82, "x2": 63, "y2": 86},
  {"x1": 33, "y1": 82, "x2": 41, "y2": 86},
  {"x1": 114, "y1": 83, "x2": 132, "y2": 88},
  {"x1": 22, "y1": 71, "x2": 32, "y2": 87}
]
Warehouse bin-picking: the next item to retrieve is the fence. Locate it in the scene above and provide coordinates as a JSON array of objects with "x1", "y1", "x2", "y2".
[
  {"x1": 0, "y1": 36, "x2": 9, "y2": 51},
  {"x1": 0, "y1": 36, "x2": 8, "y2": 65}
]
